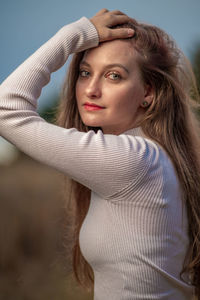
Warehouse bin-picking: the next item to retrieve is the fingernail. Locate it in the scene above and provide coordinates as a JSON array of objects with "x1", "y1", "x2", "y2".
[{"x1": 128, "y1": 28, "x2": 134, "y2": 36}]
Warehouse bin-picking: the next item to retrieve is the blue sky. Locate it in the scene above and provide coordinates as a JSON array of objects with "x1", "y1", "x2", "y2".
[{"x1": 1, "y1": 0, "x2": 200, "y2": 110}]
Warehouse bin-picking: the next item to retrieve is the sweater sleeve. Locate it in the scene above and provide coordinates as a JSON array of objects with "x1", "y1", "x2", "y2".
[{"x1": 0, "y1": 17, "x2": 156, "y2": 198}]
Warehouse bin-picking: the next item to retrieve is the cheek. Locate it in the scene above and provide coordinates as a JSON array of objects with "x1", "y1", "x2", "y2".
[
  {"x1": 75, "y1": 82, "x2": 82, "y2": 106},
  {"x1": 125, "y1": 84, "x2": 144, "y2": 104},
  {"x1": 75, "y1": 82, "x2": 79, "y2": 98},
  {"x1": 113, "y1": 86, "x2": 142, "y2": 108}
]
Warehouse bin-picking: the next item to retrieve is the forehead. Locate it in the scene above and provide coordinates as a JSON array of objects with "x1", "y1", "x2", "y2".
[{"x1": 82, "y1": 39, "x2": 138, "y2": 67}]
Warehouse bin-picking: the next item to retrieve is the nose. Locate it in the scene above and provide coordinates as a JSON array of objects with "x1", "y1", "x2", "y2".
[{"x1": 85, "y1": 77, "x2": 102, "y2": 99}]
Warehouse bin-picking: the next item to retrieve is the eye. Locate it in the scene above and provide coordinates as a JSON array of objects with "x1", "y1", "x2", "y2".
[
  {"x1": 79, "y1": 70, "x2": 90, "y2": 78},
  {"x1": 106, "y1": 72, "x2": 121, "y2": 81}
]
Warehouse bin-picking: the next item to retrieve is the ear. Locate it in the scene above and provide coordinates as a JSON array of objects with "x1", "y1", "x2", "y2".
[{"x1": 140, "y1": 84, "x2": 154, "y2": 108}]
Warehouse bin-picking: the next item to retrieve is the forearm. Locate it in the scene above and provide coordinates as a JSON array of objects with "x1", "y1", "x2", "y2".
[{"x1": 0, "y1": 17, "x2": 99, "y2": 126}]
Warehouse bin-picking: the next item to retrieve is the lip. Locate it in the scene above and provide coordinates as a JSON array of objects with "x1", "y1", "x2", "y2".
[{"x1": 83, "y1": 102, "x2": 105, "y2": 111}]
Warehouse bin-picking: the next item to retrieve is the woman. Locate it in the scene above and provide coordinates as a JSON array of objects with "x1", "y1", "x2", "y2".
[{"x1": 0, "y1": 8, "x2": 199, "y2": 299}]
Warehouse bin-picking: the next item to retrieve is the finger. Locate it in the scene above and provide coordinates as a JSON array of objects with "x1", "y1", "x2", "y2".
[
  {"x1": 95, "y1": 8, "x2": 109, "y2": 16},
  {"x1": 108, "y1": 14, "x2": 133, "y2": 27},
  {"x1": 104, "y1": 28, "x2": 135, "y2": 41},
  {"x1": 110, "y1": 10, "x2": 126, "y2": 16}
]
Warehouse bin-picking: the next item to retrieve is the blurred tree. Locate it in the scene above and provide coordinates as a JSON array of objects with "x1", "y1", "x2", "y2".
[
  {"x1": 39, "y1": 94, "x2": 60, "y2": 124},
  {"x1": 191, "y1": 42, "x2": 200, "y2": 120},
  {"x1": 191, "y1": 41, "x2": 200, "y2": 93},
  {"x1": 192, "y1": 43, "x2": 200, "y2": 94}
]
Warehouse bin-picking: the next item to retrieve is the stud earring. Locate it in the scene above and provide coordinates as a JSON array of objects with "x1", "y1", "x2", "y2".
[{"x1": 142, "y1": 101, "x2": 149, "y2": 107}]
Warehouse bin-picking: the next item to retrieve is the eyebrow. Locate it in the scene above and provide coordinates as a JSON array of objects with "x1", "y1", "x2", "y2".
[{"x1": 80, "y1": 61, "x2": 129, "y2": 74}]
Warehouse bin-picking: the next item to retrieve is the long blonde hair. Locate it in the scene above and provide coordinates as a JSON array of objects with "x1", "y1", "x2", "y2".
[{"x1": 57, "y1": 19, "x2": 200, "y2": 297}]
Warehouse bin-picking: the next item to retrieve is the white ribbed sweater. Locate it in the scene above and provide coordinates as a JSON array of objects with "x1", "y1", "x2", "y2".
[{"x1": 0, "y1": 17, "x2": 194, "y2": 299}]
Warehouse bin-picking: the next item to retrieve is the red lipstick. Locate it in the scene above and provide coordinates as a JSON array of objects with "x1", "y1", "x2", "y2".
[{"x1": 84, "y1": 102, "x2": 105, "y2": 111}]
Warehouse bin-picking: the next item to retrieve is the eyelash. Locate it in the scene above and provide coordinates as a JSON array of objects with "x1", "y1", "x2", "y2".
[
  {"x1": 79, "y1": 69, "x2": 122, "y2": 81},
  {"x1": 106, "y1": 72, "x2": 121, "y2": 81},
  {"x1": 79, "y1": 70, "x2": 90, "y2": 77}
]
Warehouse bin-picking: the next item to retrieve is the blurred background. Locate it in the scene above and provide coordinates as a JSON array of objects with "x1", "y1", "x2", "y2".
[{"x1": 0, "y1": 0, "x2": 200, "y2": 299}]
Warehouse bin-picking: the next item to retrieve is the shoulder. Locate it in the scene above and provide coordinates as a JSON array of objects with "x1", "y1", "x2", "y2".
[
  {"x1": 112, "y1": 131, "x2": 179, "y2": 200},
  {"x1": 118, "y1": 128, "x2": 162, "y2": 168},
  {"x1": 119, "y1": 129, "x2": 177, "y2": 184}
]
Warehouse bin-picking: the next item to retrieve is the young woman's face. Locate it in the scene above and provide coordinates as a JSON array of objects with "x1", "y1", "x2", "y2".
[{"x1": 76, "y1": 39, "x2": 147, "y2": 135}]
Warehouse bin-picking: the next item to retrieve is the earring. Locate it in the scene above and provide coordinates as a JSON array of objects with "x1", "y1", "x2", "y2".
[{"x1": 142, "y1": 101, "x2": 149, "y2": 107}]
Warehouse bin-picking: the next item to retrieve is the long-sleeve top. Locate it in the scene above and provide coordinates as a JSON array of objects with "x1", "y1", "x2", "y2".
[{"x1": 0, "y1": 17, "x2": 194, "y2": 299}]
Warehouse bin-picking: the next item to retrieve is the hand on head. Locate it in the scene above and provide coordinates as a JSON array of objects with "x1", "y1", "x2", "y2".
[{"x1": 90, "y1": 8, "x2": 135, "y2": 42}]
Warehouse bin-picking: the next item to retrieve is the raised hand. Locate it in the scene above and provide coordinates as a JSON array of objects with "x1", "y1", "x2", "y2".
[{"x1": 90, "y1": 8, "x2": 134, "y2": 42}]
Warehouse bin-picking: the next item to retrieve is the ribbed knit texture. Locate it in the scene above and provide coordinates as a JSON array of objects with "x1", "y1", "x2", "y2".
[{"x1": 0, "y1": 17, "x2": 194, "y2": 299}]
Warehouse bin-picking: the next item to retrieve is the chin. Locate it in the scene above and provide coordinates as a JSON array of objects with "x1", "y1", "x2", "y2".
[{"x1": 81, "y1": 118, "x2": 102, "y2": 128}]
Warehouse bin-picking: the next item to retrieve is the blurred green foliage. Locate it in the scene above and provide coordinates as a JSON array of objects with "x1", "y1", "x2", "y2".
[
  {"x1": 192, "y1": 43, "x2": 200, "y2": 95},
  {"x1": 39, "y1": 96, "x2": 60, "y2": 124}
]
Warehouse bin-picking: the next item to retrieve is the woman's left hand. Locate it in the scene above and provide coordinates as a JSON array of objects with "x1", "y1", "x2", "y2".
[{"x1": 90, "y1": 8, "x2": 134, "y2": 42}]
